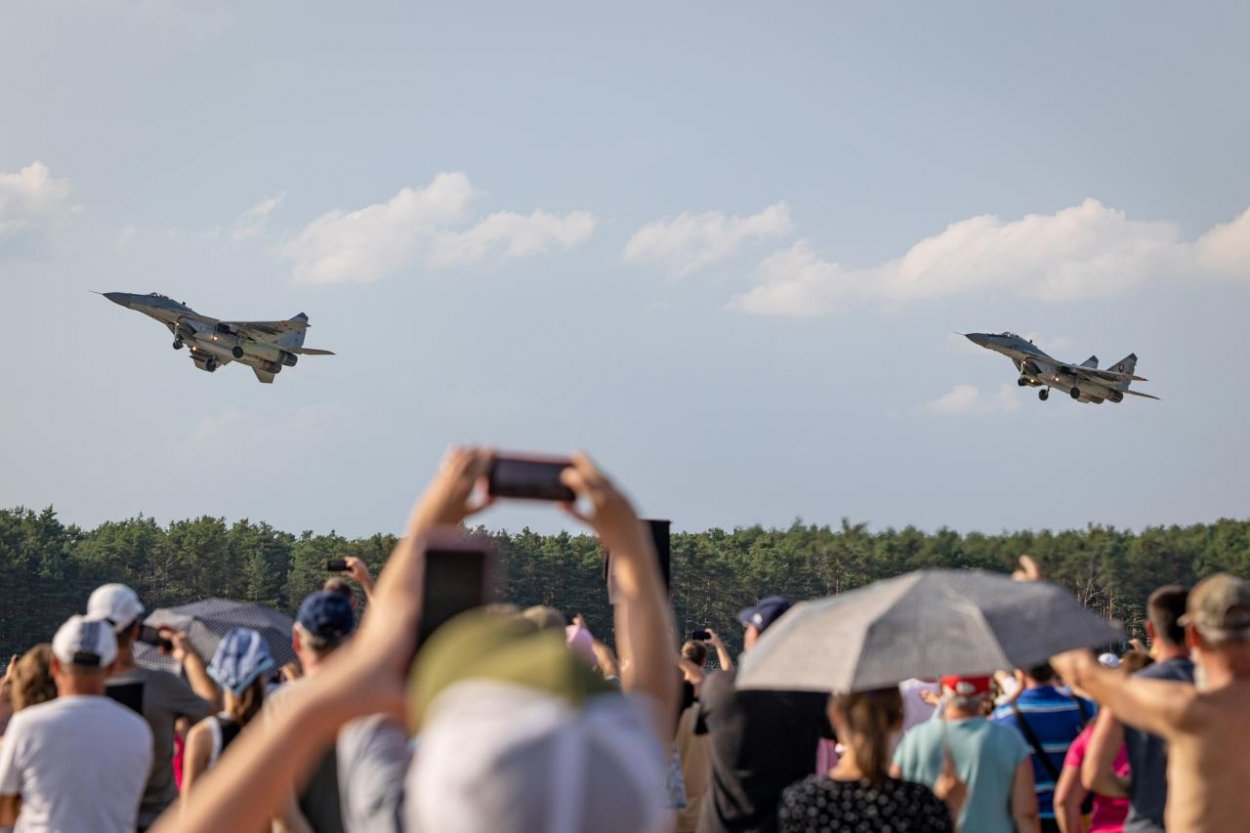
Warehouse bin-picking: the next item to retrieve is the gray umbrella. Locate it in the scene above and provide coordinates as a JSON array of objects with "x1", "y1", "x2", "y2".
[
  {"x1": 737, "y1": 569, "x2": 1123, "y2": 693},
  {"x1": 140, "y1": 598, "x2": 297, "y2": 671}
]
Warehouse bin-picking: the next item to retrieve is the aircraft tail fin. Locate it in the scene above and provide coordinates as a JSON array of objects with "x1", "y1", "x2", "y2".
[
  {"x1": 1110, "y1": 353, "x2": 1137, "y2": 377},
  {"x1": 274, "y1": 314, "x2": 309, "y2": 350},
  {"x1": 1080, "y1": 355, "x2": 1098, "y2": 369}
]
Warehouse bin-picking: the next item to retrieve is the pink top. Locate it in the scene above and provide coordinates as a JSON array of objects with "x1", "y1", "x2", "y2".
[{"x1": 1064, "y1": 723, "x2": 1130, "y2": 833}]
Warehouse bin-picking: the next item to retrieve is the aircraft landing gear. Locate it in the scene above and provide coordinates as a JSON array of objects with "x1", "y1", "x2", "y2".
[
  {"x1": 172, "y1": 338, "x2": 183, "y2": 350},
  {"x1": 1017, "y1": 377, "x2": 1029, "y2": 387},
  {"x1": 1070, "y1": 387, "x2": 1081, "y2": 400},
  {"x1": 204, "y1": 359, "x2": 218, "y2": 372},
  {"x1": 1039, "y1": 389, "x2": 1049, "y2": 401}
]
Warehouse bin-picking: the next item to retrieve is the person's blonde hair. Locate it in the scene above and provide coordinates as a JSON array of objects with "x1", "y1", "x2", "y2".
[
  {"x1": 834, "y1": 688, "x2": 903, "y2": 784},
  {"x1": 12, "y1": 644, "x2": 57, "y2": 711}
]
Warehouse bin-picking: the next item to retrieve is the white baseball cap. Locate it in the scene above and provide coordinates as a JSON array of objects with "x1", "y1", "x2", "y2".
[
  {"x1": 87, "y1": 583, "x2": 145, "y2": 632},
  {"x1": 406, "y1": 680, "x2": 668, "y2": 833},
  {"x1": 52, "y1": 615, "x2": 118, "y2": 668}
]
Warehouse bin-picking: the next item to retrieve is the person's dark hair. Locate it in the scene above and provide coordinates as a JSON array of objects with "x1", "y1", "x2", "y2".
[
  {"x1": 681, "y1": 640, "x2": 708, "y2": 666},
  {"x1": 114, "y1": 619, "x2": 140, "y2": 649},
  {"x1": 1026, "y1": 662, "x2": 1056, "y2": 684},
  {"x1": 12, "y1": 644, "x2": 57, "y2": 711},
  {"x1": 834, "y1": 687, "x2": 903, "y2": 784},
  {"x1": 1147, "y1": 585, "x2": 1189, "y2": 647},
  {"x1": 1120, "y1": 649, "x2": 1154, "y2": 675},
  {"x1": 227, "y1": 676, "x2": 267, "y2": 725},
  {"x1": 323, "y1": 577, "x2": 353, "y2": 600}
]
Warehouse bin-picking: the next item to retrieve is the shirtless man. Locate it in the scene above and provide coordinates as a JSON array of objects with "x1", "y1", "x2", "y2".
[{"x1": 1052, "y1": 573, "x2": 1250, "y2": 833}]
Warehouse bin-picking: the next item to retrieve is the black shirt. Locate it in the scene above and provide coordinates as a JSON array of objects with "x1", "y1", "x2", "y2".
[
  {"x1": 779, "y1": 776, "x2": 953, "y2": 833},
  {"x1": 694, "y1": 669, "x2": 831, "y2": 833},
  {"x1": 1123, "y1": 657, "x2": 1194, "y2": 833}
]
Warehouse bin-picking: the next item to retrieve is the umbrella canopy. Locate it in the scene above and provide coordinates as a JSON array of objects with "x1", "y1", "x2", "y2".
[
  {"x1": 737, "y1": 569, "x2": 1123, "y2": 693},
  {"x1": 139, "y1": 598, "x2": 296, "y2": 672}
]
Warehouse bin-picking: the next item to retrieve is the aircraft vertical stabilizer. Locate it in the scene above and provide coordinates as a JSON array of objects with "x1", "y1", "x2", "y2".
[
  {"x1": 274, "y1": 314, "x2": 308, "y2": 350},
  {"x1": 1080, "y1": 355, "x2": 1098, "y2": 368},
  {"x1": 1109, "y1": 353, "x2": 1137, "y2": 377}
]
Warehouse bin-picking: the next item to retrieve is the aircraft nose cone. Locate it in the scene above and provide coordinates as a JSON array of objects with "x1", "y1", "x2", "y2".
[
  {"x1": 103, "y1": 292, "x2": 130, "y2": 307},
  {"x1": 964, "y1": 333, "x2": 990, "y2": 347}
]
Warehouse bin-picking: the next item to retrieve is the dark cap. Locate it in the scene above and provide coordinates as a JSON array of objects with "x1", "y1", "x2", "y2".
[
  {"x1": 297, "y1": 591, "x2": 355, "y2": 642},
  {"x1": 1179, "y1": 574, "x2": 1250, "y2": 640},
  {"x1": 737, "y1": 595, "x2": 792, "y2": 633}
]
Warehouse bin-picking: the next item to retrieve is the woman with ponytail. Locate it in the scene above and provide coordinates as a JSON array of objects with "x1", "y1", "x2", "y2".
[
  {"x1": 779, "y1": 687, "x2": 964, "y2": 832},
  {"x1": 180, "y1": 629, "x2": 275, "y2": 802}
]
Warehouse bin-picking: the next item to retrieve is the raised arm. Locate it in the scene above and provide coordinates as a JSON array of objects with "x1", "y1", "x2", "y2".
[
  {"x1": 156, "y1": 447, "x2": 492, "y2": 833},
  {"x1": 562, "y1": 454, "x2": 679, "y2": 743},
  {"x1": 705, "y1": 628, "x2": 735, "y2": 672},
  {"x1": 165, "y1": 630, "x2": 222, "y2": 711},
  {"x1": 1052, "y1": 650, "x2": 1197, "y2": 740}
]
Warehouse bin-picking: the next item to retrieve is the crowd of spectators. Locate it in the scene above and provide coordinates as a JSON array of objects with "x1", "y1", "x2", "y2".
[{"x1": 0, "y1": 447, "x2": 1247, "y2": 833}]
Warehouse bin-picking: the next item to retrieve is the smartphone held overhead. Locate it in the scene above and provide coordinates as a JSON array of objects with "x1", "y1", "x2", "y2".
[
  {"x1": 487, "y1": 454, "x2": 575, "y2": 502},
  {"x1": 415, "y1": 528, "x2": 499, "y2": 652}
]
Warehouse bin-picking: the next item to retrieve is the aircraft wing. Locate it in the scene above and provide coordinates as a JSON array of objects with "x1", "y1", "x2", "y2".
[
  {"x1": 1125, "y1": 389, "x2": 1161, "y2": 400},
  {"x1": 1060, "y1": 364, "x2": 1149, "y2": 383},
  {"x1": 222, "y1": 319, "x2": 310, "y2": 340},
  {"x1": 252, "y1": 367, "x2": 276, "y2": 384}
]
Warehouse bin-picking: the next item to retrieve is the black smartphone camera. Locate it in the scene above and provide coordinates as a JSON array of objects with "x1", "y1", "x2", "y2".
[
  {"x1": 690, "y1": 629, "x2": 711, "y2": 641},
  {"x1": 415, "y1": 529, "x2": 499, "y2": 653},
  {"x1": 326, "y1": 558, "x2": 349, "y2": 572},
  {"x1": 139, "y1": 624, "x2": 174, "y2": 652},
  {"x1": 487, "y1": 454, "x2": 575, "y2": 502}
]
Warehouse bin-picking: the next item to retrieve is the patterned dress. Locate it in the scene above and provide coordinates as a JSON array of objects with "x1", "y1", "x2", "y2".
[{"x1": 779, "y1": 775, "x2": 953, "y2": 833}]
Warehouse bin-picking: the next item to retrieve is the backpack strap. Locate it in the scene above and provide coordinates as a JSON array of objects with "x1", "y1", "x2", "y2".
[{"x1": 1011, "y1": 703, "x2": 1061, "y2": 782}]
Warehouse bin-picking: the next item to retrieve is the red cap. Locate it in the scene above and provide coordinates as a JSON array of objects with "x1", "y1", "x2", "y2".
[{"x1": 940, "y1": 675, "x2": 992, "y2": 696}]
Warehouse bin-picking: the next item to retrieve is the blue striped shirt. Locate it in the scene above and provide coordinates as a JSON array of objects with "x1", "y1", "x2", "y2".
[{"x1": 991, "y1": 686, "x2": 1094, "y2": 820}]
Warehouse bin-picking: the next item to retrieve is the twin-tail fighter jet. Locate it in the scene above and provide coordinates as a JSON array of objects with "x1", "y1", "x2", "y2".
[
  {"x1": 964, "y1": 332, "x2": 1159, "y2": 404},
  {"x1": 102, "y1": 292, "x2": 334, "y2": 383}
]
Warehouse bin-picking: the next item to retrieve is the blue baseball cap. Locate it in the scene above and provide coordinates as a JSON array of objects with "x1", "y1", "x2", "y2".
[
  {"x1": 209, "y1": 628, "x2": 276, "y2": 696},
  {"x1": 737, "y1": 596, "x2": 792, "y2": 633},
  {"x1": 297, "y1": 591, "x2": 355, "y2": 642}
]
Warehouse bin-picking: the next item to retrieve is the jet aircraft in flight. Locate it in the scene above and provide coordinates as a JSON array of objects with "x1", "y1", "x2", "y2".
[
  {"x1": 964, "y1": 332, "x2": 1158, "y2": 403},
  {"x1": 102, "y1": 292, "x2": 334, "y2": 383}
]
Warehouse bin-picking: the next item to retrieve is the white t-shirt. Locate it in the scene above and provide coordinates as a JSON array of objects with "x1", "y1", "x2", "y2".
[{"x1": 0, "y1": 695, "x2": 153, "y2": 833}]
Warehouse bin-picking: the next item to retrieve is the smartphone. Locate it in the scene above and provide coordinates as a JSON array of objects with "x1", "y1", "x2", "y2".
[
  {"x1": 487, "y1": 454, "x2": 575, "y2": 502},
  {"x1": 326, "y1": 558, "x2": 349, "y2": 572},
  {"x1": 416, "y1": 529, "x2": 498, "y2": 651},
  {"x1": 604, "y1": 518, "x2": 673, "y2": 604},
  {"x1": 690, "y1": 629, "x2": 711, "y2": 641},
  {"x1": 138, "y1": 624, "x2": 174, "y2": 652}
]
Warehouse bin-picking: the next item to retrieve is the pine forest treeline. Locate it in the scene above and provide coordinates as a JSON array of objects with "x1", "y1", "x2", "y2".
[{"x1": 3, "y1": 506, "x2": 1249, "y2": 661}]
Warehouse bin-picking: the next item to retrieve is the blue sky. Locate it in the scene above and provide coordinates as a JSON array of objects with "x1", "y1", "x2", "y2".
[{"x1": 3, "y1": 1, "x2": 1248, "y2": 538}]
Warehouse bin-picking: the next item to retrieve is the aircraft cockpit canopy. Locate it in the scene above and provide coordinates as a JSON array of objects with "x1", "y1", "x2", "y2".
[{"x1": 1000, "y1": 331, "x2": 1022, "y2": 339}]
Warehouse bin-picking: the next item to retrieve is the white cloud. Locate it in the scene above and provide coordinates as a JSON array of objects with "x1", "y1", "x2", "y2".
[
  {"x1": 280, "y1": 173, "x2": 476, "y2": 285},
  {"x1": 232, "y1": 193, "x2": 284, "y2": 241},
  {"x1": 427, "y1": 209, "x2": 597, "y2": 268},
  {"x1": 730, "y1": 199, "x2": 1250, "y2": 316},
  {"x1": 623, "y1": 202, "x2": 792, "y2": 276},
  {"x1": 0, "y1": 161, "x2": 73, "y2": 238},
  {"x1": 923, "y1": 384, "x2": 1022, "y2": 417},
  {"x1": 279, "y1": 173, "x2": 595, "y2": 284}
]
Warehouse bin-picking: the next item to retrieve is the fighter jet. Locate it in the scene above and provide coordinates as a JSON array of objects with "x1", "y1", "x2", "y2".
[
  {"x1": 101, "y1": 292, "x2": 334, "y2": 383},
  {"x1": 964, "y1": 332, "x2": 1158, "y2": 403}
]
